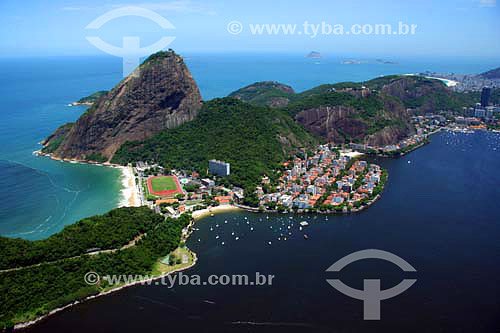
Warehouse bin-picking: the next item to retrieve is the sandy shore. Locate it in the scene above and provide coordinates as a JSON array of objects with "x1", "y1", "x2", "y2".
[
  {"x1": 119, "y1": 166, "x2": 139, "y2": 207},
  {"x1": 340, "y1": 151, "x2": 364, "y2": 158},
  {"x1": 192, "y1": 205, "x2": 243, "y2": 220}
]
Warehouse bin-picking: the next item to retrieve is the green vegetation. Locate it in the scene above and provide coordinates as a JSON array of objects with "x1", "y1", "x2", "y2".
[
  {"x1": 42, "y1": 135, "x2": 64, "y2": 154},
  {"x1": 235, "y1": 75, "x2": 491, "y2": 118},
  {"x1": 0, "y1": 208, "x2": 192, "y2": 329},
  {"x1": 85, "y1": 153, "x2": 107, "y2": 163},
  {"x1": 41, "y1": 123, "x2": 74, "y2": 154},
  {"x1": 228, "y1": 81, "x2": 295, "y2": 107},
  {"x1": 0, "y1": 207, "x2": 163, "y2": 270},
  {"x1": 153, "y1": 247, "x2": 193, "y2": 274},
  {"x1": 113, "y1": 98, "x2": 317, "y2": 191},
  {"x1": 141, "y1": 179, "x2": 159, "y2": 201},
  {"x1": 286, "y1": 91, "x2": 383, "y2": 117},
  {"x1": 77, "y1": 91, "x2": 108, "y2": 104},
  {"x1": 364, "y1": 75, "x2": 492, "y2": 112},
  {"x1": 151, "y1": 176, "x2": 177, "y2": 192},
  {"x1": 140, "y1": 49, "x2": 178, "y2": 69}
]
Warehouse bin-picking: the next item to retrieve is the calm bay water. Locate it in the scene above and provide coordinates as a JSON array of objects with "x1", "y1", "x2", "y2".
[{"x1": 24, "y1": 131, "x2": 500, "y2": 332}]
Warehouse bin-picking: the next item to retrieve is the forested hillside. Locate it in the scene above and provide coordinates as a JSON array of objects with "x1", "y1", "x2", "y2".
[
  {"x1": 0, "y1": 207, "x2": 163, "y2": 270},
  {"x1": 0, "y1": 209, "x2": 191, "y2": 329},
  {"x1": 113, "y1": 98, "x2": 317, "y2": 189}
]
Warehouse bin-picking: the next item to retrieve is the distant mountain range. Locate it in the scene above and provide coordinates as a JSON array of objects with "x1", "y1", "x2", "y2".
[
  {"x1": 478, "y1": 67, "x2": 500, "y2": 80},
  {"x1": 306, "y1": 51, "x2": 321, "y2": 58}
]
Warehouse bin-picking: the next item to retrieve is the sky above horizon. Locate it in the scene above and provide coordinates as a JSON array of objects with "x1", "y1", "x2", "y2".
[{"x1": 0, "y1": 0, "x2": 499, "y2": 59}]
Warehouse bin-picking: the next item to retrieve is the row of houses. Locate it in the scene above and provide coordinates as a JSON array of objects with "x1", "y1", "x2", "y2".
[{"x1": 258, "y1": 145, "x2": 383, "y2": 210}]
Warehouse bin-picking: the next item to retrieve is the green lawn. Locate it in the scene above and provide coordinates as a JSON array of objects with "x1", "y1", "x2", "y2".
[{"x1": 151, "y1": 176, "x2": 177, "y2": 192}]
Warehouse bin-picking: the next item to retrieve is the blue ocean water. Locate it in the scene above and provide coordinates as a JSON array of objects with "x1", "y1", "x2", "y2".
[
  {"x1": 0, "y1": 57, "x2": 124, "y2": 240},
  {"x1": 0, "y1": 54, "x2": 496, "y2": 240}
]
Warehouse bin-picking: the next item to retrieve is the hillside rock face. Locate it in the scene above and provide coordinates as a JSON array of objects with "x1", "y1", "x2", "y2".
[
  {"x1": 295, "y1": 106, "x2": 362, "y2": 142},
  {"x1": 379, "y1": 76, "x2": 452, "y2": 113},
  {"x1": 227, "y1": 77, "x2": 429, "y2": 146},
  {"x1": 44, "y1": 51, "x2": 202, "y2": 161},
  {"x1": 294, "y1": 101, "x2": 412, "y2": 146}
]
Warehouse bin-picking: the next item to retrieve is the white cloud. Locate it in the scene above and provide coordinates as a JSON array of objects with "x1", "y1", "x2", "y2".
[
  {"x1": 478, "y1": 0, "x2": 496, "y2": 7},
  {"x1": 112, "y1": 1, "x2": 217, "y2": 15},
  {"x1": 61, "y1": 1, "x2": 216, "y2": 14},
  {"x1": 62, "y1": 7, "x2": 83, "y2": 11},
  {"x1": 61, "y1": 5, "x2": 106, "y2": 11}
]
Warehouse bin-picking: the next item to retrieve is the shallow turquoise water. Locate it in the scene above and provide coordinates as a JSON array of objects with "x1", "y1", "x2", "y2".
[{"x1": 0, "y1": 57, "x2": 124, "y2": 239}]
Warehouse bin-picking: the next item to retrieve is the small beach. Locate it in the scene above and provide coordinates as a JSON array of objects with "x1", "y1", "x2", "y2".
[
  {"x1": 192, "y1": 205, "x2": 243, "y2": 220},
  {"x1": 119, "y1": 165, "x2": 139, "y2": 207}
]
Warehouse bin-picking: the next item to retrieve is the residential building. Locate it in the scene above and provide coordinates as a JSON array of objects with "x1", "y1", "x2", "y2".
[{"x1": 209, "y1": 159, "x2": 230, "y2": 177}]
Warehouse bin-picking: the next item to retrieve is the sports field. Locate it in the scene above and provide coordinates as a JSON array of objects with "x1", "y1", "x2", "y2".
[{"x1": 147, "y1": 176, "x2": 182, "y2": 197}]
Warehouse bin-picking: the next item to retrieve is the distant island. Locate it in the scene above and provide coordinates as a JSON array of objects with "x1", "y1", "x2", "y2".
[
  {"x1": 306, "y1": 51, "x2": 321, "y2": 58},
  {"x1": 341, "y1": 58, "x2": 398, "y2": 65}
]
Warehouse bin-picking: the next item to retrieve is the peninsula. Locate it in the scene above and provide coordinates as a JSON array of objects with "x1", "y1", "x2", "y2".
[
  {"x1": 39, "y1": 50, "x2": 500, "y2": 218},
  {"x1": 5, "y1": 51, "x2": 498, "y2": 329}
]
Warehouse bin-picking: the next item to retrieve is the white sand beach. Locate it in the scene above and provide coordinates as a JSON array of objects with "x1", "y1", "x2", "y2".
[
  {"x1": 119, "y1": 166, "x2": 140, "y2": 207},
  {"x1": 192, "y1": 205, "x2": 242, "y2": 220},
  {"x1": 340, "y1": 151, "x2": 364, "y2": 158}
]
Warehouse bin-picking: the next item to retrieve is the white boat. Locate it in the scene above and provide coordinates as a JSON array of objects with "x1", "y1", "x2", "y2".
[{"x1": 300, "y1": 221, "x2": 309, "y2": 226}]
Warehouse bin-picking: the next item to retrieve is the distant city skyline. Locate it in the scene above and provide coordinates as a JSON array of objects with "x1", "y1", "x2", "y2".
[{"x1": 0, "y1": 0, "x2": 499, "y2": 58}]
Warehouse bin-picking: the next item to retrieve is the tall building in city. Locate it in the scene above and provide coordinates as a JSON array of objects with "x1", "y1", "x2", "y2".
[
  {"x1": 481, "y1": 87, "x2": 491, "y2": 107},
  {"x1": 209, "y1": 159, "x2": 230, "y2": 177}
]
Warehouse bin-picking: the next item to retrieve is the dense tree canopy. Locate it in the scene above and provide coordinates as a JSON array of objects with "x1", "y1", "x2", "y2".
[
  {"x1": 0, "y1": 207, "x2": 164, "y2": 270},
  {"x1": 0, "y1": 209, "x2": 191, "y2": 329},
  {"x1": 112, "y1": 98, "x2": 317, "y2": 189}
]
